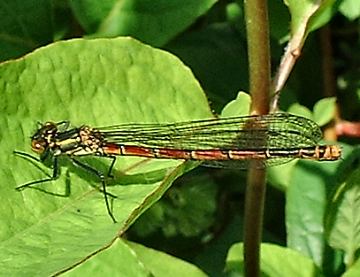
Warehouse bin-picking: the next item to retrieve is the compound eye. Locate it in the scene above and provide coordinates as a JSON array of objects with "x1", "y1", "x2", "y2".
[{"x1": 31, "y1": 140, "x2": 46, "y2": 154}]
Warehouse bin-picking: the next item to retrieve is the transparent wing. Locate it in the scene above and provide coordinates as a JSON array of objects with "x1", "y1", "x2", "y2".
[{"x1": 98, "y1": 113, "x2": 323, "y2": 150}]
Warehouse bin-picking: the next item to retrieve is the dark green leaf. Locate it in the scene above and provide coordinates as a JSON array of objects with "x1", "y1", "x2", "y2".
[
  {"x1": 70, "y1": 0, "x2": 217, "y2": 46},
  {"x1": 325, "y1": 147, "x2": 360, "y2": 267},
  {"x1": 286, "y1": 144, "x2": 352, "y2": 266},
  {"x1": 0, "y1": 0, "x2": 53, "y2": 61}
]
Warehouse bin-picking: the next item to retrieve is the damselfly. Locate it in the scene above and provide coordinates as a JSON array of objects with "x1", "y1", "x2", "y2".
[{"x1": 15, "y1": 113, "x2": 341, "y2": 222}]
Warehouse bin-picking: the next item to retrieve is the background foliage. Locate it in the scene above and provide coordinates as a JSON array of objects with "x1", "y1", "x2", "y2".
[{"x1": 0, "y1": 0, "x2": 359, "y2": 276}]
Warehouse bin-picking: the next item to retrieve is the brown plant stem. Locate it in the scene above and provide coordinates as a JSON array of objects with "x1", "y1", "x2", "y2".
[{"x1": 243, "y1": 0, "x2": 271, "y2": 276}]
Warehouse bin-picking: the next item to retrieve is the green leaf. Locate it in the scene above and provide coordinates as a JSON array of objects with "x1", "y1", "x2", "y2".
[
  {"x1": 0, "y1": 0, "x2": 54, "y2": 61},
  {"x1": 339, "y1": 0, "x2": 360, "y2": 21},
  {"x1": 70, "y1": 0, "x2": 217, "y2": 46},
  {"x1": 0, "y1": 37, "x2": 213, "y2": 276},
  {"x1": 287, "y1": 103, "x2": 313, "y2": 119},
  {"x1": 221, "y1": 91, "x2": 251, "y2": 117},
  {"x1": 267, "y1": 160, "x2": 297, "y2": 191},
  {"x1": 126, "y1": 241, "x2": 207, "y2": 277},
  {"x1": 279, "y1": 0, "x2": 338, "y2": 91},
  {"x1": 63, "y1": 239, "x2": 151, "y2": 276},
  {"x1": 313, "y1": 97, "x2": 336, "y2": 126},
  {"x1": 63, "y1": 239, "x2": 206, "y2": 276},
  {"x1": 325, "y1": 148, "x2": 360, "y2": 267},
  {"x1": 343, "y1": 257, "x2": 360, "y2": 277},
  {"x1": 286, "y1": 156, "x2": 343, "y2": 266},
  {"x1": 225, "y1": 243, "x2": 322, "y2": 276},
  {"x1": 285, "y1": 0, "x2": 337, "y2": 37},
  {"x1": 307, "y1": 0, "x2": 339, "y2": 32}
]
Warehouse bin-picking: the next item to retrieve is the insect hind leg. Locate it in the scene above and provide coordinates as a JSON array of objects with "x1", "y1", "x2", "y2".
[{"x1": 70, "y1": 158, "x2": 117, "y2": 223}]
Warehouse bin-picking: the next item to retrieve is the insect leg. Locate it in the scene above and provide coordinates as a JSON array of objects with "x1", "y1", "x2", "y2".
[
  {"x1": 14, "y1": 152, "x2": 59, "y2": 190},
  {"x1": 70, "y1": 158, "x2": 117, "y2": 223},
  {"x1": 105, "y1": 155, "x2": 117, "y2": 178}
]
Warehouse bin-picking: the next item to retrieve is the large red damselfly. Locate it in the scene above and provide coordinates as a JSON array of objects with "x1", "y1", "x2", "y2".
[{"x1": 15, "y1": 113, "x2": 341, "y2": 222}]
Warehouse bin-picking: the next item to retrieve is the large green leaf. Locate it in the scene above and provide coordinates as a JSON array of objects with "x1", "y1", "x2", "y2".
[
  {"x1": 0, "y1": 37, "x2": 213, "y2": 275},
  {"x1": 70, "y1": 0, "x2": 217, "y2": 46},
  {"x1": 63, "y1": 239, "x2": 206, "y2": 276}
]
